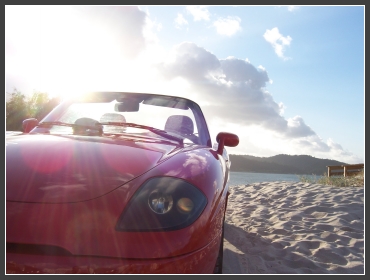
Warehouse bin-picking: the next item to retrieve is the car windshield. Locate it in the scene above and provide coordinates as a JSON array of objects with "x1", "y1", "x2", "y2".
[{"x1": 33, "y1": 92, "x2": 212, "y2": 146}]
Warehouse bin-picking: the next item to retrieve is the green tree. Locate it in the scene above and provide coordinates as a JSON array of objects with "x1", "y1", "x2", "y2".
[
  {"x1": 27, "y1": 91, "x2": 60, "y2": 121},
  {"x1": 6, "y1": 90, "x2": 30, "y2": 131},
  {"x1": 6, "y1": 89, "x2": 61, "y2": 131}
]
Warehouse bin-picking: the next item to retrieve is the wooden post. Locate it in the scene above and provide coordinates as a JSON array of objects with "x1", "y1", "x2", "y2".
[
  {"x1": 327, "y1": 166, "x2": 332, "y2": 177},
  {"x1": 326, "y1": 164, "x2": 363, "y2": 177}
]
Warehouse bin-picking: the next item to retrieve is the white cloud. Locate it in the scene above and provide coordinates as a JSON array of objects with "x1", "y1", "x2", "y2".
[
  {"x1": 263, "y1": 27, "x2": 292, "y2": 60},
  {"x1": 158, "y1": 42, "x2": 221, "y2": 81},
  {"x1": 175, "y1": 13, "x2": 188, "y2": 29},
  {"x1": 75, "y1": 6, "x2": 148, "y2": 59},
  {"x1": 276, "y1": 5, "x2": 299, "y2": 12},
  {"x1": 158, "y1": 44, "x2": 298, "y2": 136},
  {"x1": 155, "y1": 42, "x2": 360, "y2": 163},
  {"x1": 286, "y1": 116, "x2": 315, "y2": 138},
  {"x1": 213, "y1": 16, "x2": 242, "y2": 36},
  {"x1": 143, "y1": 14, "x2": 162, "y2": 45},
  {"x1": 288, "y1": 6, "x2": 299, "y2": 12},
  {"x1": 186, "y1": 6, "x2": 210, "y2": 21}
]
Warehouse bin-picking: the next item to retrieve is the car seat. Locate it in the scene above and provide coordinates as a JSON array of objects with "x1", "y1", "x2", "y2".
[
  {"x1": 74, "y1": 117, "x2": 102, "y2": 135},
  {"x1": 100, "y1": 113, "x2": 126, "y2": 133},
  {"x1": 164, "y1": 115, "x2": 198, "y2": 143}
]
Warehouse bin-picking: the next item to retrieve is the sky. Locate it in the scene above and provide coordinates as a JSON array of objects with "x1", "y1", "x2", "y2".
[{"x1": 5, "y1": 5, "x2": 364, "y2": 164}]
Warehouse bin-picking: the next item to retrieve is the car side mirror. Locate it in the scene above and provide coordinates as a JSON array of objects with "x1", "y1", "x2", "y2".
[
  {"x1": 216, "y1": 132, "x2": 239, "y2": 155},
  {"x1": 22, "y1": 118, "x2": 39, "y2": 133}
]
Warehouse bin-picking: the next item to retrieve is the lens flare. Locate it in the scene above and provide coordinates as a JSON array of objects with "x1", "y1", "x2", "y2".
[{"x1": 177, "y1": 197, "x2": 194, "y2": 214}]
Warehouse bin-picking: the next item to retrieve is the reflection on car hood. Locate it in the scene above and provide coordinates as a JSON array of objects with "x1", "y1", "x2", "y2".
[{"x1": 6, "y1": 134, "x2": 179, "y2": 203}]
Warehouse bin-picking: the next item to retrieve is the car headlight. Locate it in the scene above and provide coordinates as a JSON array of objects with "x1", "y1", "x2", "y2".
[{"x1": 116, "y1": 177, "x2": 207, "y2": 232}]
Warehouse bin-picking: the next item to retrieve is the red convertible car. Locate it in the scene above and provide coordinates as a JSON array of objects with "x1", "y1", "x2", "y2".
[{"x1": 6, "y1": 92, "x2": 239, "y2": 274}]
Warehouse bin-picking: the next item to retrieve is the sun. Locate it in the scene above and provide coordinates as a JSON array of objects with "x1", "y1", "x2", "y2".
[{"x1": 6, "y1": 6, "x2": 158, "y2": 101}]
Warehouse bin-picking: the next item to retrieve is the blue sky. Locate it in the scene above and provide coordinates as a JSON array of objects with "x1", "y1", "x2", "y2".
[{"x1": 5, "y1": 5, "x2": 364, "y2": 164}]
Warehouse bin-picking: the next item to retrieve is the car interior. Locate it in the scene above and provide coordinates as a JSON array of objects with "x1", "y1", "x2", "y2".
[{"x1": 164, "y1": 115, "x2": 198, "y2": 143}]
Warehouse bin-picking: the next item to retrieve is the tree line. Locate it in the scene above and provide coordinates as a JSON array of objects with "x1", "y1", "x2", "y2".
[{"x1": 6, "y1": 89, "x2": 61, "y2": 131}]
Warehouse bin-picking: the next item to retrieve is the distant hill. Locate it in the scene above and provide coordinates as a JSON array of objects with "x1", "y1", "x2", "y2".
[{"x1": 229, "y1": 154, "x2": 349, "y2": 175}]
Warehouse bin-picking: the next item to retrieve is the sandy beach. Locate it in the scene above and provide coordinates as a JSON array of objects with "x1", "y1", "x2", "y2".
[{"x1": 222, "y1": 182, "x2": 364, "y2": 274}]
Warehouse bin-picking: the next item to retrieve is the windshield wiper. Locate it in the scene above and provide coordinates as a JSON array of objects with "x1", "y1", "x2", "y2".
[
  {"x1": 37, "y1": 121, "x2": 103, "y2": 135},
  {"x1": 37, "y1": 121, "x2": 73, "y2": 128},
  {"x1": 99, "y1": 122, "x2": 184, "y2": 144},
  {"x1": 38, "y1": 121, "x2": 101, "y2": 130}
]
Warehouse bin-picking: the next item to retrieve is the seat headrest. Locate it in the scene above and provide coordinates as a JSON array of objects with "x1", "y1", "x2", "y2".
[
  {"x1": 165, "y1": 115, "x2": 194, "y2": 135},
  {"x1": 100, "y1": 113, "x2": 126, "y2": 123}
]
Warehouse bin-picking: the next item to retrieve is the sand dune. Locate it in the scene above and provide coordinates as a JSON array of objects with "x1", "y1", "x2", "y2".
[{"x1": 223, "y1": 182, "x2": 364, "y2": 274}]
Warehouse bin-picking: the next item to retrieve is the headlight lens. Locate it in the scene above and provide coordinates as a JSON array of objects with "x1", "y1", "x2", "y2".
[
  {"x1": 148, "y1": 190, "x2": 173, "y2": 214},
  {"x1": 177, "y1": 197, "x2": 194, "y2": 214},
  {"x1": 116, "y1": 177, "x2": 207, "y2": 231}
]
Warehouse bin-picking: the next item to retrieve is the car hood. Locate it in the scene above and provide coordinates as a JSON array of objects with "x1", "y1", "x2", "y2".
[{"x1": 6, "y1": 134, "x2": 179, "y2": 203}]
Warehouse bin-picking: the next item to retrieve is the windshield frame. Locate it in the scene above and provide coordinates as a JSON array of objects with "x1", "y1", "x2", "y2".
[{"x1": 32, "y1": 92, "x2": 212, "y2": 147}]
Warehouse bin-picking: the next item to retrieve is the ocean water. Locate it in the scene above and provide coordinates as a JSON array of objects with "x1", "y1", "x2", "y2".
[{"x1": 228, "y1": 171, "x2": 320, "y2": 186}]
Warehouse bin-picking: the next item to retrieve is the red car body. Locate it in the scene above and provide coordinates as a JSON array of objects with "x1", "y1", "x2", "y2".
[{"x1": 6, "y1": 92, "x2": 238, "y2": 274}]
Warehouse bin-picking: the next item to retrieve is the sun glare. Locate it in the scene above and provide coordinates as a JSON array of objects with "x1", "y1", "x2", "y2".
[{"x1": 5, "y1": 6, "x2": 156, "y2": 101}]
